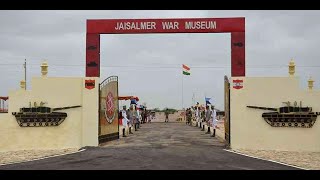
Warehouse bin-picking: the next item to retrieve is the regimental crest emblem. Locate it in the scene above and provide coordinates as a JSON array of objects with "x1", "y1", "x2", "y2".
[
  {"x1": 105, "y1": 92, "x2": 115, "y2": 123},
  {"x1": 233, "y1": 79, "x2": 243, "y2": 89},
  {"x1": 85, "y1": 79, "x2": 95, "y2": 90}
]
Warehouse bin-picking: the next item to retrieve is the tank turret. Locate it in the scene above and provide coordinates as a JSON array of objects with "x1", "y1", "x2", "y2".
[
  {"x1": 12, "y1": 105, "x2": 81, "y2": 127},
  {"x1": 247, "y1": 102, "x2": 319, "y2": 128}
]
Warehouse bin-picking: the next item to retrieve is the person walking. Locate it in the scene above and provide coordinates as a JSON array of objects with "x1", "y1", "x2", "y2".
[
  {"x1": 186, "y1": 108, "x2": 192, "y2": 125},
  {"x1": 142, "y1": 108, "x2": 147, "y2": 124},
  {"x1": 164, "y1": 108, "x2": 169, "y2": 123},
  {"x1": 185, "y1": 108, "x2": 189, "y2": 125}
]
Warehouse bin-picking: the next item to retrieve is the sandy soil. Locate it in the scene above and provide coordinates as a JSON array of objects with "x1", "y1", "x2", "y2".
[
  {"x1": 0, "y1": 148, "x2": 79, "y2": 165},
  {"x1": 213, "y1": 118, "x2": 319, "y2": 170},
  {"x1": 234, "y1": 149, "x2": 320, "y2": 170}
]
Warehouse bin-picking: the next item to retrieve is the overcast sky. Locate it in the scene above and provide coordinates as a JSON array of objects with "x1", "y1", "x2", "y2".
[{"x1": 1, "y1": 10, "x2": 320, "y2": 110}]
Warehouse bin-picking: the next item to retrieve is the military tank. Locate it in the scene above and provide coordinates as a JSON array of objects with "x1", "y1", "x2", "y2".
[
  {"x1": 12, "y1": 105, "x2": 81, "y2": 127},
  {"x1": 247, "y1": 102, "x2": 320, "y2": 128}
]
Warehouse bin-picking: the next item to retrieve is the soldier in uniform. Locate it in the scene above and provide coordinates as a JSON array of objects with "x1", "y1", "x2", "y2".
[
  {"x1": 211, "y1": 105, "x2": 217, "y2": 137},
  {"x1": 121, "y1": 106, "x2": 129, "y2": 137},
  {"x1": 132, "y1": 105, "x2": 139, "y2": 131},
  {"x1": 201, "y1": 107, "x2": 206, "y2": 131},
  {"x1": 205, "y1": 105, "x2": 212, "y2": 134},
  {"x1": 127, "y1": 106, "x2": 134, "y2": 134},
  {"x1": 190, "y1": 106, "x2": 195, "y2": 125},
  {"x1": 195, "y1": 106, "x2": 200, "y2": 127},
  {"x1": 136, "y1": 105, "x2": 141, "y2": 129}
]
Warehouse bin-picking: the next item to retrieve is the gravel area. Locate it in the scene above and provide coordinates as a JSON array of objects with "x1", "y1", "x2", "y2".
[
  {"x1": 0, "y1": 148, "x2": 79, "y2": 165},
  {"x1": 234, "y1": 149, "x2": 320, "y2": 170}
]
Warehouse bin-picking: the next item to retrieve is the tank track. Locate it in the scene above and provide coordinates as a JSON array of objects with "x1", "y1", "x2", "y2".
[
  {"x1": 262, "y1": 113, "x2": 317, "y2": 128},
  {"x1": 12, "y1": 112, "x2": 68, "y2": 127}
]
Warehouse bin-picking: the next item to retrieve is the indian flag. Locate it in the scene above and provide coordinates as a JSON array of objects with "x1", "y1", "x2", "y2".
[{"x1": 182, "y1": 64, "x2": 190, "y2": 75}]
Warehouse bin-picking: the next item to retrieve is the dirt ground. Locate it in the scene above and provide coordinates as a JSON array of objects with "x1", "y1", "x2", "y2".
[
  {"x1": 154, "y1": 111, "x2": 185, "y2": 122},
  {"x1": 0, "y1": 148, "x2": 79, "y2": 165}
]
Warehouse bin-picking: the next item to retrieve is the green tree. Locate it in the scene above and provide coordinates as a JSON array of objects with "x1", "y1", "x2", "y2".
[
  {"x1": 152, "y1": 108, "x2": 161, "y2": 112},
  {"x1": 163, "y1": 108, "x2": 178, "y2": 114}
]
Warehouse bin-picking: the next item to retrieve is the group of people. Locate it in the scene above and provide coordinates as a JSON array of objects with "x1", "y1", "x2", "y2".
[
  {"x1": 119, "y1": 105, "x2": 153, "y2": 137},
  {"x1": 185, "y1": 104, "x2": 218, "y2": 137}
]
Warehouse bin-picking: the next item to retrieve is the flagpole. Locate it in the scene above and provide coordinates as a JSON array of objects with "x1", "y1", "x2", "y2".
[
  {"x1": 182, "y1": 70, "x2": 185, "y2": 122},
  {"x1": 205, "y1": 92, "x2": 206, "y2": 106},
  {"x1": 182, "y1": 70, "x2": 184, "y2": 110},
  {"x1": 24, "y1": 59, "x2": 27, "y2": 90}
]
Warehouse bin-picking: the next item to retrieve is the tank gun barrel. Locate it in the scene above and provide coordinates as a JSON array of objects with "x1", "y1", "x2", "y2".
[
  {"x1": 52, "y1": 105, "x2": 81, "y2": 111},
  {"x1": 247, "y1": 106, "x2": 277, "y2": 111}
]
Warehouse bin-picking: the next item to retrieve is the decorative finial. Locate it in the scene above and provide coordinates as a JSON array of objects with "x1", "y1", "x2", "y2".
[
  {"x1": 308, "y1": 76, "x2": 314, "y2": 90},
  {"x1": 289, "y1": 59, "x2": 295, "y2": 77},
  {"x1": 41, "y1": 60, "x2": 48, "y2": 77},
  {"x1": 20, "y1": 80, "x2": 26, "y2": 89}
]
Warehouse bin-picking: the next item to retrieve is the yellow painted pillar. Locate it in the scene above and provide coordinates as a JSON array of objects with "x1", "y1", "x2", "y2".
[
  {"x1": 41, "y1": 60, "x2": 48, "y2": 77},
  {"x1": 308, "y1": 77, "x2": 314, "y2": 90},
  {"x1": 288, "y1": 59, "x2": 295, "y2": 77}
]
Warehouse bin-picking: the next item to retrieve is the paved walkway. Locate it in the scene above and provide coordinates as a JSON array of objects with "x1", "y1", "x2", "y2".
[{"x1": 0, "y1": 122, "x2": 299, "y2": 170}]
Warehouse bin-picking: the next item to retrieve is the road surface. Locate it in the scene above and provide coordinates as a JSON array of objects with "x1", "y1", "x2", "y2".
[{"x1": 0, "y1": 122, "x2": 299, "y2": 170}]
